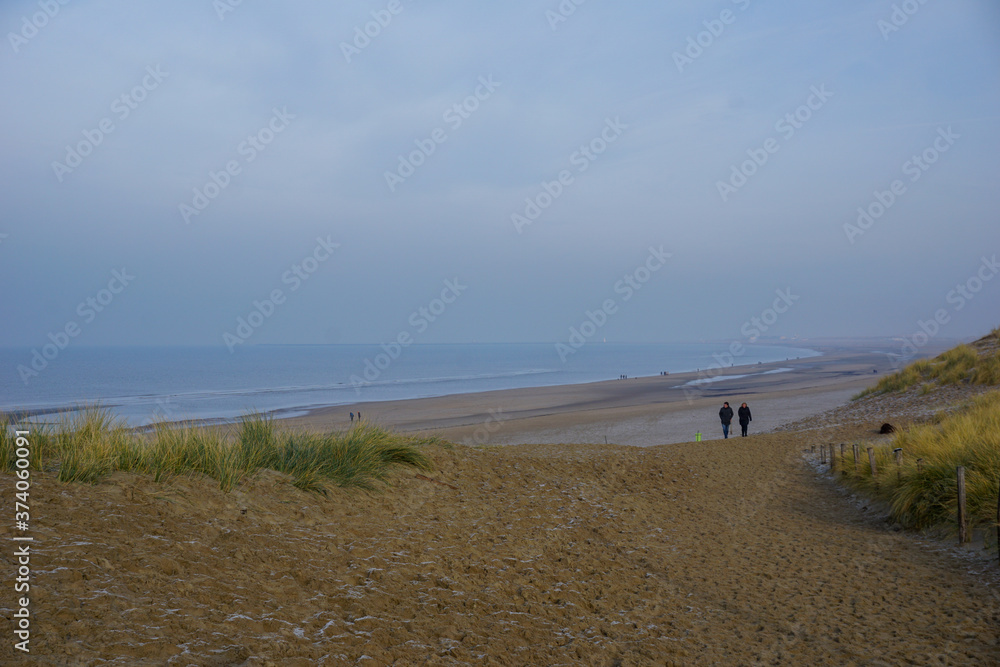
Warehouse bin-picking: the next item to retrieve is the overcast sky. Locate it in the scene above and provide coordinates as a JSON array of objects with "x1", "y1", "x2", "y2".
[{"x1": 1, "y1": 0, "x2": 998, "y2": 350}]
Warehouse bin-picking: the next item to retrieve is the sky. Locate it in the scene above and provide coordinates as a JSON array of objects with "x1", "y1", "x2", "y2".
[{"x1": 1, "y1": 0, "x2": 999, "y2": 351}]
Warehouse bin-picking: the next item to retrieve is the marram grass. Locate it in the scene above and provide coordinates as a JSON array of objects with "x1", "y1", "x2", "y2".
[
  {"x1": 837, "y1": 391, "x2": 1000, "y2": 546},
  {"x1": 855, "y1": 337, "x2": 1000, "y2": 399},
  {"x1": 1, "y1": 408, "x2": 438, "y2": 494}
]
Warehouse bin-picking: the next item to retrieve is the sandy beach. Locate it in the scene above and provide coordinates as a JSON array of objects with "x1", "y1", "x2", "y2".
[
  {"x1": 3, "y1": 338, "x2": 997, "y2": 665},
  {"x1": 283, "y1": 340, "x2": 932, "y2": 447}
]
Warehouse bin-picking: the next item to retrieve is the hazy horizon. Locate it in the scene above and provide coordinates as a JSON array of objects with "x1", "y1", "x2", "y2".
[{"x1": 3, "y1": 1, "x2": 998, "y2": 367}]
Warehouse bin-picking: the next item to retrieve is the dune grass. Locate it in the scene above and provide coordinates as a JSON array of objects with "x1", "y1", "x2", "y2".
[
  {"x1": 1, "y1": 409, "x2": 438, "y2": 493},
  {"x1": 837, "y1": 391, "x2": 1000, "y2": 546},
  {"x1": 855, "y1": 335, "x2": 1000, "y2": 399}
]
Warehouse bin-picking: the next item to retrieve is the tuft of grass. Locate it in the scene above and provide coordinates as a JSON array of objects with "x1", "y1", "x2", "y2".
[
  {"x1": 51, "y1": 409, "x2": 132, "y2": 484},
  {"x1": 236, "y1": 412, "x2": 278, "y2": 471},
  {"x1": 259, "y1": 420, "x2": 436, "y2": 494},
  {"x1": 2, "y1": 408, "x2": 438, "y2": 494},
  {"x1": 855, "y1": 359, "x2": 931, "y2": 398},
  {"x1": 972, "y1": 353, "x2": 1000, "y2": 385},
  {"x1": 935, "y1": 344, "x2": 978, "y2": 385},
  {"x1": 838, "y1": 391, "x2": 1000, "y2": 547}
]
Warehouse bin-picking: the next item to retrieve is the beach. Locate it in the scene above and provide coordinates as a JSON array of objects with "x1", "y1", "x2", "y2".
[
  {"x1": 283, "y1": 340, "x2": 917, "y2": 446},
  {"x1": 3, "y1": 338, "x2": 998, "y2": 665}
]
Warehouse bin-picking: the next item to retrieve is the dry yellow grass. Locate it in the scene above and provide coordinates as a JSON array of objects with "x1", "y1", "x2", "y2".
[
  {"x1": 0, "y1": 409, "x2": 437, "y2": 493},
  {"x1": 856, "y1": 332, "x2": 1000, "y2": 398},
  {"x1": 839, "y1": 390, "x2": 1000, "y2": 543}
]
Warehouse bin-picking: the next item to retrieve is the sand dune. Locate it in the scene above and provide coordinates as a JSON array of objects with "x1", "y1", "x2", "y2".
[{"x1": 2, "y1": 389, "x2": 997, "y2": 664}]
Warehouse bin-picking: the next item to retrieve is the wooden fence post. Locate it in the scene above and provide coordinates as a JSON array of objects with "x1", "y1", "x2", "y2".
[
  {"x1": 867, "y1": 447, "x2": 879, "y2": 491},
  {"x1": 829, "y1": 444, "x2": 836, "y2": 472},
  {"x1": 853, "y1": 444, "x2": 860, "y2": 473},
  {"x1": 820, "y1": 445, "x2": 826, "y2": 464},
  {"x1": 957, "y1": 466, "x2": 967, "y2": 545},
  {"x1": 893, "y1": 448, "x2": 903, "y2": 483},
  {"x1": 996, "y1": 474, "x2": 999, "y2": 566},
  {"x1": 916, "y1": 458, "x2": 924, "y2": 473}
]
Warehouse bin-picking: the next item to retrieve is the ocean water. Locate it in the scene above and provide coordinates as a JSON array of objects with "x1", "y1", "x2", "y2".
[{"x1": 0, "y1": 343, "x2": 820, "y2": 426}]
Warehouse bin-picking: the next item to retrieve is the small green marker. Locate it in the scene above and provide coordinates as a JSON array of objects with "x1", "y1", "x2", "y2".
[{"x1": 695, "y1": 432, "x2": 702, "y2": 442}]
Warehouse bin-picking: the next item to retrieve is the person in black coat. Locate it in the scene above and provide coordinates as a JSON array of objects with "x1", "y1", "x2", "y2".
[
  {"x1": 719, "y1": 401, "x2": 734, "y2": 439},
  {"x1": 738, "y1": 402, "x2": 752, "y2": 437}
]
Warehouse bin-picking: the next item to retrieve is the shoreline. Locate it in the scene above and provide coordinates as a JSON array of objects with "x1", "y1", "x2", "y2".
[
  {"x1": 2, "y1": 339, "x2": 952, "y2": 435},
  {"x1": 0, "y1": 340, "x2": 823, "y2": 425}
]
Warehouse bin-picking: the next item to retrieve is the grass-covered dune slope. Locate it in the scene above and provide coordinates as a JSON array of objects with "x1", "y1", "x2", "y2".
[
  {"x1": 845, "y1": 329, "x2": 1000, "y2": 545},
  {"x1": 1, "y1": 411, "x2": 439, "y2": 493},
  {"x1": 856, "y1": 328, "x2": 1000, "y2": 398}
]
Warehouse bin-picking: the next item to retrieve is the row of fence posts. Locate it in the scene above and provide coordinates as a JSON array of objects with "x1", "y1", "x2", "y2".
[{"x1": 815, "y1": 441, "x2": 1000, "y2": 563}]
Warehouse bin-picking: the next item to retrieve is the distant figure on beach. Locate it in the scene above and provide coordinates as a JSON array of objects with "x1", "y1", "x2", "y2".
[
  {"x1": 738, "y1": 402, "x2": 752, "y2": 437},
  {"x1": 350, "y1": 412, "x2": 354, "y2": 422},
  {"x1": 719, "y1": 401, "x2": 734, "y2": 439},
  {"x1": 357, "y1": 411, "x2": 362, "y2": 421}
]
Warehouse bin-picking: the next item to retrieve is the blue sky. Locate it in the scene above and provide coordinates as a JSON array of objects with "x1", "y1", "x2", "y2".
[{"x1": 1, "y1": 0, "x2": 998, "y2": 350}]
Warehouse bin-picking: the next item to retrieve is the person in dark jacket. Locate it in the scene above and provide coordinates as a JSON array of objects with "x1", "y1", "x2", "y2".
[
  {"x1": 738, "y1": 402, "x2": 752, "y2": 437},
  {"x1": 719, "y1": 401, "x2": 734, "y2": 439}
]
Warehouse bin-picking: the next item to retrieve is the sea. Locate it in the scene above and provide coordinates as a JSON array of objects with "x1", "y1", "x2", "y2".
[{"x1": 0, "y1": 343, "x2": 820, "y2": 427}]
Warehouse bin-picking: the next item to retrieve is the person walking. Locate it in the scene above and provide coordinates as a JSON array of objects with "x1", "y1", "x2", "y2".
[
  {"x1": 738, "y1": 402, "x2": 752, "y2": 437},
  {"x1": 350, "y1": 412, "x2": 354, "y2": 422},
  {"x1": 719, "y1": 401, "x2": 734, "y2": 439}
]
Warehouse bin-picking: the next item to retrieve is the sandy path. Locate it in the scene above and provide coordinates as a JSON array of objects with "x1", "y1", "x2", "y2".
[
  {"x1": 425, "y1": 385, "x2": 866, "y2": 448},
  {"x1": 2, "y1": 418, "x2": 997, "y2": 665}
]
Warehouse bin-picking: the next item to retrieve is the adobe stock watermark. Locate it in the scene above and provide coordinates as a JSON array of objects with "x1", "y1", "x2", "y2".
[
  {"x1": 349, "y1": 278, "x2": 468, "y2": 392},
  {"x1": 878, "y1": 0, "x2": 933, "y2": 41},
  {"x1": 843, "y1": 126, "x2": 958, "y2": 244},
  {"x1": 179, "y1": 107, "x2": 295, "y2": 224},
  {"x1": 384, "y1": 75, "x2": 501, "y2": 192},
  {"x1": 7, "y1": 0, "x2": 72, "y2": 54},
  {"x1": 672, "y1": 0, "x2": 751, "y2": 73},
  {"x1": 556, "y1": 246, "x2": 671, "y2": 362},
  {"x1": 546, "y1": 0, "x2": 591, "y2": 31},
  {"x1": 213, "y1": 0, "x2": 246, "y2": 21},
  {"x1": 146, "y1": 396, "x2": 181, "y2": 426},
  {"x1": 340, "y1": 0, "x2": 412, "y2": 63},
  {"x1": 511, "y1": 117, "x2": 627, "y2": 234},
  {"x1": 463, "y1": 408, "x2": 508, "y2": 446},
  {"x1": 222, "y1": 236, "x2": 340, "y2": 351},
  {"x1": 888, "y1": 253, "x2": 998, "y2": 369},
  {"x1": 717, "y1": 84, "x2": 833, "y2": 202},
  {"x1": 682, "y1": 287, "x2": 800, "y2": 403},
  {"x1": 51, "y1": 65, "x2": 169, "y2": 183},
  {"x1": 17, "y1": 268, "x2": 136, "y2": 385}
]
